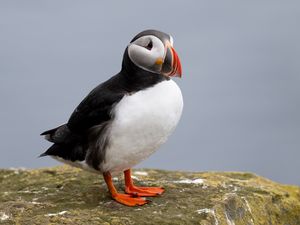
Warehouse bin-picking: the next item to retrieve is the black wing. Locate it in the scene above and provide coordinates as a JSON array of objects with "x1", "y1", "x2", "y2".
[
  {"x1": 40, "y1": 70, "x2": 166, "y2": 162},
  {"x1": 40, "y1": 74, "x2": 125, "y2": 161},
  {"x1": 67, "y1": 84, "x2": 124, "y2": 133}
]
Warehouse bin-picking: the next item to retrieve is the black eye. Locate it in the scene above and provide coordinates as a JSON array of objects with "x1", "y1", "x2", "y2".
[{"x1": 145, "y1": 40, "x2": 153, "y2": 50}]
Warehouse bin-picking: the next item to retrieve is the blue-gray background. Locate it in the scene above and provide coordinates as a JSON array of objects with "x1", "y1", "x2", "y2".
[{"x1": 1, "y1": 1, "x2": 299, "y2": 185}]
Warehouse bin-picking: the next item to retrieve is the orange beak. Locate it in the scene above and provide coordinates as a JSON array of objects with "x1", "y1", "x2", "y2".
[
  {"x1": 159, "y1": 45, "x2": 182, "y2": 78},
  {"x1": 169, "y1": 46, "x2": 182, "y2": 78}
]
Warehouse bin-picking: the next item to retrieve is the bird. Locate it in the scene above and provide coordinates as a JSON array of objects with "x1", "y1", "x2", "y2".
[{"x1": 40, "y1": 29, "x2": 183, "y2": 206}]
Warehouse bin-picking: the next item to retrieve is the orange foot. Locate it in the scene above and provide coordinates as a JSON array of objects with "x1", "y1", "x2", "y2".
[
  {"x1": 125, "y1": 185, "x2": 165, "y2": 197},
  {"x1": 124, "y1": 169, "x2": 165, "y2": 197},
  {"x1": 103, "y1": 171, "x2": 150, "y2": 207},
  {"x1": 113, "y1": 193, "x2": 149, "y2": 206}
]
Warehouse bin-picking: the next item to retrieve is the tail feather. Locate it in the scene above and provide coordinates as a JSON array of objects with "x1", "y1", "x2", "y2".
[
  {"x1": 38, "y1": 152, "x2": 48, "y2": 158},
  {"x1": 40, "y1": 124, "x2": 86, "y2": 161},
  {"x1": 41, "y1": 125, "x2": 64, "y2": 143},
  {"x1": 39, "y1": 143, "x2": 86, "y2": 161},
  {"x1": 40, "y1": 125, "x2": 62, "y2": 136},
  {"x1": 40, "y1": 124, "x2": 73, "y2": 143},
  {"x1": 39, "y1": 144, "x2": 63, "y2": 158}
]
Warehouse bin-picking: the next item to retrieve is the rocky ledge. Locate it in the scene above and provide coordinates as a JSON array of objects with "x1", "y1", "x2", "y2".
[{"x1": 0, "y1": 166, "x2": 300, "y2": 225}]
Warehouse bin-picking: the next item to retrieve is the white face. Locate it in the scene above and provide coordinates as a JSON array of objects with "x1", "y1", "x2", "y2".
[{"x1": 127, "y1": 35, "x2": 167, "y2": 73}]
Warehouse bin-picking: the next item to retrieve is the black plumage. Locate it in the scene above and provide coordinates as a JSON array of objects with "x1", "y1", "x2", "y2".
[
  {"x1": 39, "y1": 29, "x2": 183, "y2": 206},
  {"x1": 40, "y1": 47, "x2": 168, "y2": 170}
]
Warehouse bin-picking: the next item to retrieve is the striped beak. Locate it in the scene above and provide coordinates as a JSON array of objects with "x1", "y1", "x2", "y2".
[{"x1": 160, "y1": 45, "x2": 182, "y2": 78}]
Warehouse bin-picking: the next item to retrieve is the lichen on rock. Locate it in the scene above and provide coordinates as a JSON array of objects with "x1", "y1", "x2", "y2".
[{"x1": 0, "y1": 165, "x2": 300, "y2": 225}]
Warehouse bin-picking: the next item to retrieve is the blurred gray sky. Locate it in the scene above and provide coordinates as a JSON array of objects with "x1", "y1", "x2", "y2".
[{"x1": 0, "y1": 1, "x2": 299, "y2": 185}]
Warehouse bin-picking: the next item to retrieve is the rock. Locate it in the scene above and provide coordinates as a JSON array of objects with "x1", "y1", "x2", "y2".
[{"x1": 0, "y1": 166, "x2": 299, "y2": 225}]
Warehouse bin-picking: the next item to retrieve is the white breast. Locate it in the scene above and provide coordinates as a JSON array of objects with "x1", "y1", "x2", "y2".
[{"x1": 101, "y1": 79, "x2": 183, "y2": 172}]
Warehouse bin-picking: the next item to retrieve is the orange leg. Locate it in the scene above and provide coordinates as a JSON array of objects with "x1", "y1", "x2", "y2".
[
  {"x1": 103, "y1": 172, "x2": 149, "y2": 206},
  {"x1": 124, "y1": 169, "x2": 165, "y2": 197}
]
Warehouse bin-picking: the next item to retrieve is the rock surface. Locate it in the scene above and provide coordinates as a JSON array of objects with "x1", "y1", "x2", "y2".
[{"x1": 0, "y1": 166, "x2": 300, "y2": 225}]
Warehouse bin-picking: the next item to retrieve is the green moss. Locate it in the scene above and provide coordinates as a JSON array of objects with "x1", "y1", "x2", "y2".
[{"x1": 0, "y1": 166, "x2": 299, "y2": 225}]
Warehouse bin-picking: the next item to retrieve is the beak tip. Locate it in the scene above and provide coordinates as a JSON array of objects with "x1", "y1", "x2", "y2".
[{"x1": 170, "y1": 46, "x2": 182, "y2": 78}]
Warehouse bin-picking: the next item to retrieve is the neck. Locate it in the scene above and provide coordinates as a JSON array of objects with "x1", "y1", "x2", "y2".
[{"x1": 119, "y1": 48, "x2": 168, "y2": 92}]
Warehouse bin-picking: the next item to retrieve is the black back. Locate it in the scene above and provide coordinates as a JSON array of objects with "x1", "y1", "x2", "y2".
[{"x1": 40, "y1": 47, "x2": 168, "y2": 170}]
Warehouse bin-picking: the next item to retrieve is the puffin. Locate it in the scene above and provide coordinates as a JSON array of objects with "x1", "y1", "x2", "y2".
[{"x1": 40, "y1": 29, "x2": 183, "y2": 206}]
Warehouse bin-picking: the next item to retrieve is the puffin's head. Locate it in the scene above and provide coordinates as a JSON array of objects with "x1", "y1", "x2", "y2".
[{"x1": 126, "y1": 29, "x2": 182, "y2": 78}]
